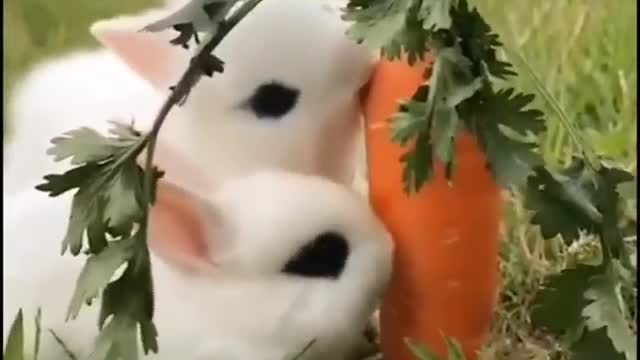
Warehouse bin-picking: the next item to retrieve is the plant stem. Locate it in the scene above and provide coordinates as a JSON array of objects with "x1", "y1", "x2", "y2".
[
  {"x1": 504, "y1": 45, "x2": 601, "y2": 171},
  {"x1": 48, "y1": 330, "x2": 79, "y2": 360},
  {"x1": 133, "y1": 0, "x2": 266, "y2": 328},
  {"x1": 142, "y1": 0, "x2": 266, "y2": 210}
]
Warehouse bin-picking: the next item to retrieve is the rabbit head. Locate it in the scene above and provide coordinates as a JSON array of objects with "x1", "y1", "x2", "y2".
[
  {"x1": 4, "y1": 169, "x2": 392, "y2": 359},
  {"x1": 148, "y1": 170, "x2": 393, "y2": 359},
  {"x1": 89, "y1": 0, "x2": 376, "y2": 190},
  {"x1": 154, "y1": 170, "x2": 391, "y2": 277}
]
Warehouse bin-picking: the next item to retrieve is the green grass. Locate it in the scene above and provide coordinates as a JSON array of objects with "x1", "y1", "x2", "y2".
[
  {"x1": 477, "y1": 0, "x2": 637, "y2": 170},
  {"x1": 473, "y1": 1, "x2": 637, "y2": 359},
  {"x1": 3, "y1": 1, "x2": 637, "y2": 359},
  {"x1": 3, "y1": 0, "x2": 160, "y2": 136}
]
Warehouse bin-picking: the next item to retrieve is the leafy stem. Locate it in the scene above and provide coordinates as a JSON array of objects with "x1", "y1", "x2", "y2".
[
  {"x1": 346, "y1": 0, "x2": 636, "y2": 359},
  {"x1": 504, "y1": 45, "x2": 601, "y2": 171},
  {"x1": 29, "y1": 0, "x2": 636, "y2": 359},
  {"x1": 141, "y1": 0, "x2": 265, "y2": 215},
  {"x1": 33, "y1": 1, "x2": 267, "y2": 358},
  {"x1": 138, "y1": 0, "x2": 265, "y2": 277}
]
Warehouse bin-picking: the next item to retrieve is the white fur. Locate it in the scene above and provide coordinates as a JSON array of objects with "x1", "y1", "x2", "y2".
[
  {"x1": 3, "y1": 49, "x2": 165, "y2": 195},
  {"x1": 4, "y1": 0, "x2": 375, "y2": 199},
  {"x1": 3, "y1": 170, "x2": 393, "y2": 360},
  {"x1": 161, "y1": 0, "x2": 374, "y2": 184}
]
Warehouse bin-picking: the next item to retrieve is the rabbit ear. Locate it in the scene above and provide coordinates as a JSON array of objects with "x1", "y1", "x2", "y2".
[
  {"x1": 143, "y1": 142, "x2": 219, "y2": 274},
  {"x1": 90, "y1": 9, "x2": 188, "y2": 91},
  {"x1": 149, "y1": 180, "x2": 221, "y2": 274}
]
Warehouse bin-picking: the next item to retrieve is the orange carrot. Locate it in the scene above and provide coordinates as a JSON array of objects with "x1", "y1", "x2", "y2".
[{"x1": 363, "y1": 57, "x2": 503, "y2": 360}]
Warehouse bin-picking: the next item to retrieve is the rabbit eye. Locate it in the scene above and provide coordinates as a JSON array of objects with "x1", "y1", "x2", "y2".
[
  {"x1": 282, "y1": 231, "x2": 349, "y2": 278},
  {"x1": 247, "y1": 81, "x2": 300, "y2": 119}
]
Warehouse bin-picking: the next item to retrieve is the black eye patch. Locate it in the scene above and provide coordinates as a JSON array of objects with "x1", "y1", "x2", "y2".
[
  {"x1": 282, "y1": 232, "x2": 350, "y2": 279},
  {"x1": 247, "y1": 81, "x2": 300, "y2": 119}
]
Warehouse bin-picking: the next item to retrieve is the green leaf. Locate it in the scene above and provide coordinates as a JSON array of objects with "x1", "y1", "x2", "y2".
[
  {"x1": 37, "y1": 122, "x2": 162, "y2": 357},
  {"x1": 531, "y1": 265, "x2": 601, "y2": 335},
  {"x1": 465, "y1": 88, "x2": 545, "y2": 188},
  {"x1": 143, "y1": 0, "x2": 240, "y2": 48},
  {"x1": 582, "y1": 267, "x2": 637, "y2": 360},
  {"x1": 344, "y1": 0, "x2": 449, "y2": 63},
  {"x1": 417, "y1": 0, "x2": 453, "y2": 30},
  {"x1": 595, "y1": 166, "x2": 634, "y2": 260},
  {"x1": 106, "y1": 121, "x2": 143, "y2": 141},
  {"x1": 451, "y1": 0, "x2": 515, "y2": 79},
  {"x1": 428, "y1": 48, "x2": 482, "y2": 171},
  {"x1": 344, "y1": 0, "x2": 413, "y2": 50},
  {"x1": 102, "y1": 163, "x2": 144, "y2": 234},
  {"x1": 390, "y1": 47, "x2": 482, "y2": 190},
  {"x1": 405, "y1": 338, "x2": 440, "y2": 360},
  {"x1": 63, "y1": 191, "x2": 101, "y2": 255},
  {"x1": 489, "y1": 89, "x2": 546, "y2": 137},
  {"x1": 404, "y1": 337, "x2": 467, "y2": 360},
  {"x1": 391, "y1": 98, "x2": 430, "y2": 145},
  {"x1": 349, "y1": 0, "x2": 534, "y2": 193},
  {"x1": 524, "y1": 163, "x2": 601, "y2": 243},
  {"x1": 47, "y1": 127, "x2": 132, "y2": 165},
  {"x1": 87, "y1": 205, "x2": 109, "y2": 255},
  {"x1": 88, "y1": 252, "x2": 158, "y2": 360},
  {"x1": 617, "y1": 178, "x2": 637, "y2": 201},
  {"x1": 524, "y1": 161, "x2": 634, "y2": 253},
  {"x1": 98, "y1": 250, "x2": 158, "y2": 355},
  {"x1": 4, "y1": 309, "x2": 25, "y2": 360},
  {"x1": 35, "y1": 163, "x2": 104, "y2": 197},
  {"x1": 571, "y1": 327, "x2": 625, "y2": 360},
  {"x1": 89, "y1": 316, "x2": 138, "y2": 360},
  {"x1": 139, "y1": 319, "x2": 159, "y2": 356},
  {"x1": 67, "y1": 237, "x2": 136, "y2": 320},
  {"x1": 400, "y1": 132, "x2": 434, "y2": 193},
  {"x1": 36, "y1": 122, "x2": 148, "y2": 255},
  {"x1": 527, "y1": 162, "x2": 635, "y2": 356},
  {"x1": 444, "y1": 338, "x2": 466, "y2": 360},
  {"x1": 3, "y1": 308, "x2": 45, "y2": 360},
  {"x1": 481, "y1": 127, "x2": 541, "y2": 188}
]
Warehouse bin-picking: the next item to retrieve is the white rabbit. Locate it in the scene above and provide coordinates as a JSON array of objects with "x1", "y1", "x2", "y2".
[
  {"x1": 3, "y1": 1, "x2": 179, "y2": 195},
  {"x1": 4, "y1": 0, "x2": 375, "y2": 199},
  {"x1": 3, "y1": 49, "x2": 166, "y2": 196},
  {"x1": 3, "y1": 170, "x2": 393, "y2": 360}
]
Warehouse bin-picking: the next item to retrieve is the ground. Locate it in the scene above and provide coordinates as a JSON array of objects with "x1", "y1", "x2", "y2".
[{"x1": 3, "y1": 0, "x2": 637, "y2": 359}]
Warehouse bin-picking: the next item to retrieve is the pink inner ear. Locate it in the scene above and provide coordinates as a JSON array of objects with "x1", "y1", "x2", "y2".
[
  {"x1": 144, "y1": 143, "x2": 219, "y2": 274},
  {"x1": 149, "y1": 181, "x2": 218, "y2": 274},
  {"x1": 94, "y1": 29, "x2": 182, "y2": 91}
]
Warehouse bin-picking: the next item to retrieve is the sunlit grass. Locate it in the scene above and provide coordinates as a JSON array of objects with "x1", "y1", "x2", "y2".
[
  {"x1": 3, "y1": 0, "x2": 160, "y2": 136},
  {"x1": 473, "y1": 1, "x2": 637, "y2": 358}
]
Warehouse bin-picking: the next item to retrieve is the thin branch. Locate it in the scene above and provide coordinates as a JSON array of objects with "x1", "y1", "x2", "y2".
[
  {"x1": 503, "y1": 45, "x2": 601, "y2": 171},
  {"x1": 34, "y1": 308, "x2": 42, "y2": 360},
  {"x1": 289, "y1": 339, "x2": 317, "y2": 360},
  {"x1": 48, "y1": 329, "x2": 79, "y2": 360},
  {"x1": 140, "y1": 0, "x2": 265, "y2": 245}
]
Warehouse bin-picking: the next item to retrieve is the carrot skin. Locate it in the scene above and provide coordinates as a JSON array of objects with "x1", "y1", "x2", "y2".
[{"x1": 364, "y1": 58, "x2": 503, "y2": 360}]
